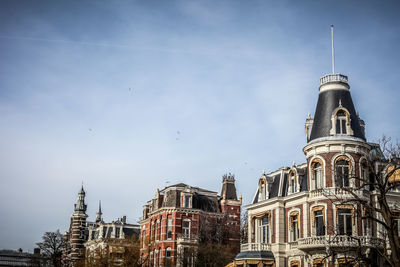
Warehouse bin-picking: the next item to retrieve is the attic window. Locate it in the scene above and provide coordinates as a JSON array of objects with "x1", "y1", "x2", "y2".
[{"x1": 336, "y1": 110, "x2": 347, "y2": 134}]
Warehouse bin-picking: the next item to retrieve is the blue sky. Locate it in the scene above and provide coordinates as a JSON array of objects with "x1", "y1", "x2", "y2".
[{"x1": 0, "y1": 0, "x2": 399, "y2": 251}]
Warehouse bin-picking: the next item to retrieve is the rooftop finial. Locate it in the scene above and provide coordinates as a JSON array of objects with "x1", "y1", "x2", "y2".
[{"x1": 331, "y1": 24, "x2": 335, "y2": 74}]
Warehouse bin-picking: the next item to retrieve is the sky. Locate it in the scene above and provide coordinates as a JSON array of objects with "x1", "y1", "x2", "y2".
[{"x1": 0, "y1": 0, "x2": 400, "y2": 251}]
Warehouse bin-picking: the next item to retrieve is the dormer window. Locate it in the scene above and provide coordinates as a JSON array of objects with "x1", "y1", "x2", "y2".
[
  {"x1": 336, "y1": 110, "x2": 347, "y2": 134},
  {"x1": 258, "y1": 177, "x2": 267, "y2": 201},
  {"x1": 181, "y1": 193, "x2": 192, "y2": 208},
  {"x1": 288, "y1": 170, "x2": 298, "y2": 194},
  {"x1": 330, "y1": 106, "x2": 354, "y2": 136}
]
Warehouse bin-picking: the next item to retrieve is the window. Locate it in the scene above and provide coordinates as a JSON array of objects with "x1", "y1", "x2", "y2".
[
  {"x1": 258, "y1": 215, "x2": 270, "y2": 243},
  {"x1": 155, "y1": 220, "x2": 159, "y2": 240},
  {"x1": 183, "y1": 220, "x2": 190, "y2": 238},
  {"x1": 336, "y1": 110, "x2": 347, "y2": 134},
  {"x1": 338, "y1": 209, "x2": 352, "y2": 235},
  {"x1": 167, "y1": 217, "x2": 172, "y2": 240},
  {"x1": 313, "y1": 162, "x2": 323, "y2": 189},
  {"x1": 185, "y1": 195, "x2": 190, "y2": 207},
  {"x1": 336, "y1": 160, "x2": 350, "y2": 187},
  {"x1": 314, "y1": 210, "x2": 325, "y2": 236},
  {"x1": 259, "y1": 181, "x2": 266, "y2": 201},
  {"x1": 395, "y1": 218, "x2": 400, "y2": 237},
  {"x1": 290, "y1": 215, "x2": 299, "y2": 241},
  {"x1": 150, "y1": 221, "x2": 154, "y2": 240},
  {"x1": 290, "y1": 173, "x2": 297, "y2": 193},
  {"x1": 361, "y1": 161, "x2": 368, "y2": 189},
  {"x1": 142, "y1": 226, "x2": 146, "y2": 248},
  {"x1": 115, "y1": 227, "x2": 120, "y2": 238},
  {"x1": 313, "y1": 258, "x2": 325, "y2": 267},
  {"x1": 166, "y1": 247, "x2": 171, "y2": 258},
  {"x1": 338, "y1": 258, "x2": 355, "y2": 267}
]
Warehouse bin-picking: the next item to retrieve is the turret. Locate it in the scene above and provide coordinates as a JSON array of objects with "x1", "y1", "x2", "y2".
[
  {"x1": 74, "y1": 185, "x2": 87, "y2": 215},
  {"x1": 221, "y1": 173, "x2": 238, "y2": 201}
]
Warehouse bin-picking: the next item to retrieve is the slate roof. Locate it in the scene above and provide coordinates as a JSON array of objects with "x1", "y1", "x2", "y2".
[
  {"x1": 252, "y1": 164, "x2": 308, "y2": 204},
  {"x1": 309, "y1": 88, "x2": 365, "y2": 142}
]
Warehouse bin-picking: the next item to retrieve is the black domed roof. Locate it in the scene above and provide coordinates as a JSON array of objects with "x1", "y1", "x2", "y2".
[{"x1": 309, "y1": 75, "x2": 366, "y2": 142}]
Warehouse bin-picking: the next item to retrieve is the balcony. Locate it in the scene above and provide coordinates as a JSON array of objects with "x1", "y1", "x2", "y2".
[
  {"x1": 309, "y1": 188, "x2": 369, "y2": 200},
  {"x1": 320, "y1": 74, "x2": 348, "y2": 85},
  {"x1": 240, "y1": 243, "x2": 271, "y2": 252},
  {"x1": 298, "y1": 235, "x2": 385, "y2": 251}
]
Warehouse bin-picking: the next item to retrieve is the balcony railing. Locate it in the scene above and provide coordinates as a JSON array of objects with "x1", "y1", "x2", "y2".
[
  {"x1": 320, "y1": 74, "x2": 348, "y2": 85},
  {"x1": 309, "y1": 188, "x2": 369, "y2": 199},
  {"x1": 298, "y1": 235, "x2": 385, "y2": 251},
  {"x1": 240, "y1": 243, "x2": 271, "y2": 252}
]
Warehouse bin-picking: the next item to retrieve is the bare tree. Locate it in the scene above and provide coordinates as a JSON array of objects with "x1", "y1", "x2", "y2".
[
  {"x1": 324, "y1": 136, "x2": 400, "y2": 266},
  {"x1": 240, "y1": 210, "x2": 248, "y2": 244},
  {"x1": 36, "y1": 230, "x2": 64, "y2": 267}
]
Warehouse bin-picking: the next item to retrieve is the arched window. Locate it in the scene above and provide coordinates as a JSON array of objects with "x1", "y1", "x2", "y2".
[
  {"x1": 166, "y1": 247, "x2": 171, "y2": 258},
  {"x1": 313, "y1": 162, "x2": 323, "y2": 189},
  {"x1": 330, "y1": 106, "x2": 354, "y2": 136},
  {"x1": 336, "y1": 160, "x2": 350, "y2": 187}
]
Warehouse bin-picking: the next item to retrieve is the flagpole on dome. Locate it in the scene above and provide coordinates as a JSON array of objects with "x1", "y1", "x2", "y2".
[{"x1": 331, "y1": 24, "x2": 335, "y2": 74}]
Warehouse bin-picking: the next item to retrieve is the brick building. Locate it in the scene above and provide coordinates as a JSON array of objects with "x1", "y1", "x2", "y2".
[
  {"x1": 140, "y1": 174, "x2": 241, "y2": 266},
  {"x1": 231, "y1": 72, "x2": 400, "y2": 267}
]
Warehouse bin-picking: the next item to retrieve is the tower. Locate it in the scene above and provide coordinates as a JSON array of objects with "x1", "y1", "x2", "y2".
[
  {"x1": 67, "y1": 185, "x2": 88, "y2": 265},
  {"x1": 220, "y1": 173, "x2": 242, "y2": 252}
]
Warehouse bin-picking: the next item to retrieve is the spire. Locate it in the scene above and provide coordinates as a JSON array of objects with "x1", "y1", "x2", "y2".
[
  {"x1": 96, "y1": 201, "x2": 102, "y2": 223},
  {"x1": 74, "y1": 185, "x2": 87, "y2": 214}
]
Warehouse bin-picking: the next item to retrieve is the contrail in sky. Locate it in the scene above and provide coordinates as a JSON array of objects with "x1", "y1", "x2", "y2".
[{"x1": 0, "y1": 35, "x2": 192, "y2": 54}]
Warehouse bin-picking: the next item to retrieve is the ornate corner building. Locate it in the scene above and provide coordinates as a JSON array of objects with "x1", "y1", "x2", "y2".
[
  {"x1": 140, "y1": 175, "x2": 242, "y2": 266},
  {"x1": 232, "y1": 73, "x2": 400, "y2": 267}
]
